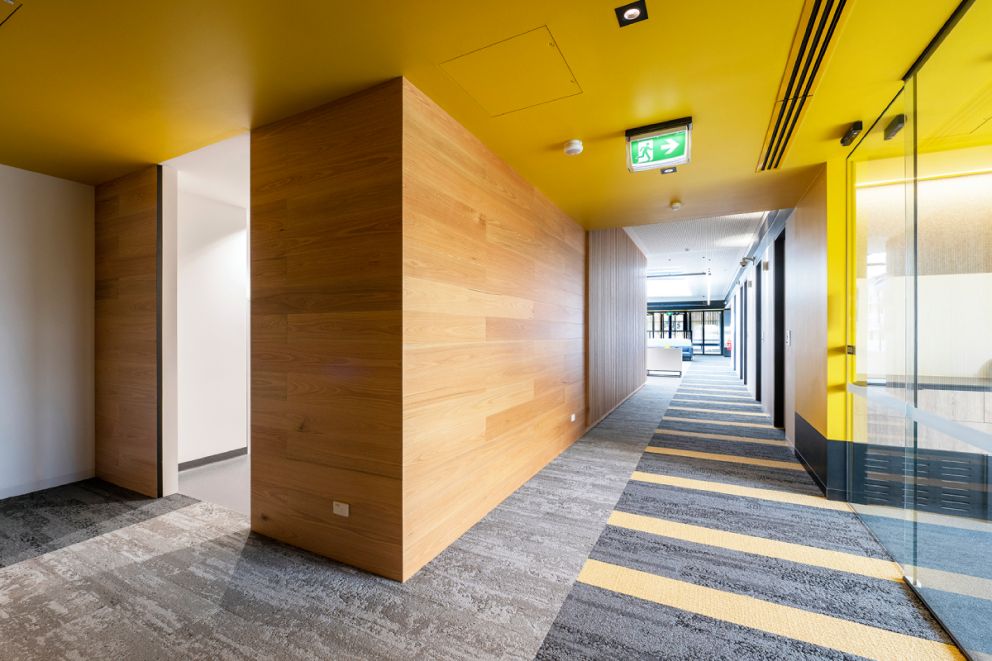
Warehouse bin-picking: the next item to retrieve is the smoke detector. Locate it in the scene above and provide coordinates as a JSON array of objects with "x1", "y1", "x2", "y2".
[{"x1": 563, "y1": 139, "x2": 584, "y2": 156}]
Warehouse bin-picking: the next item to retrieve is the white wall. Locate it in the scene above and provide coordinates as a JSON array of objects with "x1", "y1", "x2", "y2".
[
  {"x1": 161, "y1": 167, "x2": 179, "y2": 494},
  {"x1": 162, "y1": 132, "x2": 251, "y2": 466},
  {"x1": 176, "y1": 191, "x2": 249, "y2": 463},
  {"x1": 0, "y1": 164, "x2": 94, "y2": 499}
]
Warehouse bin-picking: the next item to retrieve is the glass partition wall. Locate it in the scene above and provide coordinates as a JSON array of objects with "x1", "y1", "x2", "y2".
[
  {"x1": 847, "y1": 2, "x2": 992, "y2": 656},
  {"x1": 646, "y1": 309, "x2": 726, "y2": 355}
]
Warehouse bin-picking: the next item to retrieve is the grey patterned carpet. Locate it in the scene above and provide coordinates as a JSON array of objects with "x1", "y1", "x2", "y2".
[
  {"x1": 537, "y1": 356, "x2": 962, "y2": 661},
  {"x1": 0, "y1": 378, "x2": 677, "y2": 660}
]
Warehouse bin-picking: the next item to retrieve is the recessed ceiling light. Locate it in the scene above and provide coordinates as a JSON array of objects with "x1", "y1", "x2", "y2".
[{"x1": 615, "y1": 0, "x2": 648, "y2": 27}]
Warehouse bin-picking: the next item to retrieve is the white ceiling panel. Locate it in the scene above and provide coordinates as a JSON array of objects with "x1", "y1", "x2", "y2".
[{"x1": 625, "y1": 212, "x2": 767, "y2": 303}]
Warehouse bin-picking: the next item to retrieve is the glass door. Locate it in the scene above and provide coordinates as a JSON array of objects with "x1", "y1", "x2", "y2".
[
  {"x1": 846, "y1": 82, "x2": 916, "y2": 590},
  {"x1": 702, "y1": 310, "x2": 723, "y2": 355},
  {"x1": 848, "y1": 2, "x2": 992, "y2": 655},
  {"x1": 689, "y1": 311, "x2": 703, "y2": 354}
]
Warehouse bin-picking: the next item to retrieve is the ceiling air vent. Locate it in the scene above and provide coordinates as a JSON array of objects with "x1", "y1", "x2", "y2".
[{"x1": 757, "y1": 0, "x2": 850, "y2": 171}]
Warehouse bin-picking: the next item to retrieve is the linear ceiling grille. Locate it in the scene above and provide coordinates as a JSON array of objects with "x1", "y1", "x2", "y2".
[{"x1": 757, "y1": 0, "x2": 849, "y2": 171}]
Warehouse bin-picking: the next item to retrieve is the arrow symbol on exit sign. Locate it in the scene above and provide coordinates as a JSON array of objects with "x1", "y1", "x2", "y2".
[{"x1": 661, "y1": 138, "x2": 680, "y2": 155}]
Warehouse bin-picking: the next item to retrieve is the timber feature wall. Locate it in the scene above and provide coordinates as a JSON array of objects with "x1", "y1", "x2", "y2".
[
  {"x1": 250, "y1": 78, "x2": 586, "y2": 581},
  {"x1": 588, "y1": 228, "x2": 647, "y2": 426},
  {"x1": 95, "y1": 166, "x2": 162, "y2": 498},
  {"x1": 250, "y1": 81, "x2": 405, "y2": 579},
  {"x1": 401, "y1": 80, "x2": 586, "y2": 577}
]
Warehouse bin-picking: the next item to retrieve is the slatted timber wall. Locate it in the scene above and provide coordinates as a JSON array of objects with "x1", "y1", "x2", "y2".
[
  {"x1": 401, "y1": 79, "x2": 587, "y2": 578},
  {"x1": 250, "y1": 80, "x2": 405, "y2": 579},
  {"x1": 588, "y1": 228, "x2": 647, "y2": 426},
  {"x1": 95, "y1": 166, "x2": 162, "y2": 498}
]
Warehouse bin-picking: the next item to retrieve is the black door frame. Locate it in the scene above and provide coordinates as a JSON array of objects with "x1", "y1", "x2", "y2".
[
  {"x1": 773, "y1": 232, "x2": 786, "y2": 427},
  {"x1": 755, "y1": 262, "x2": 763, "y2": 402},
  {"x1": 741, "y1": 284, "x2": 747, "y2": 384}
]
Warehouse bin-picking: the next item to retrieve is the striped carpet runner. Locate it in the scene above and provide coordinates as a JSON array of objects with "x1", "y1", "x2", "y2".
[{"x1": 538, "y1": 357, "x2": 962, "y2": 660}]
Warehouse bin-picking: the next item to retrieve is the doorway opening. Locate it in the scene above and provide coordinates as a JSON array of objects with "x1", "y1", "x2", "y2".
[
  {"x1": 755, "y1": 261, "x2": 763, "y2": 402},
  {"x1": 162, "y1": 134, "x2": 251, "y2": 515},
  {"x1": 773, "y1": 232, "x2": 786, "y2": 427}
]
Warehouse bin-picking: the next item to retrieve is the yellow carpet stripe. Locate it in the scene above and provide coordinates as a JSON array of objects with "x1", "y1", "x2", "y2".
[
  {"x1": 679, "y1": 387, "x2": 750, "y2": 395},
  {"x1": 914, "y1": 567, "x2": 992, "y2": 604},
  {"x1": 663, "y1": 416, "x2": 773, "y2": 429},
  {"x1": 854, "y1": 503, "x2": 992, "y2": 534},
  {"x1": 655, "y1": 429, "x2": 790, "y2": 447},
  {"x1": 630, "y1": 472, "x2": 852, "y2": 512},
  {"x1": 673, "y1": 392, "x2": 755, "y2": 401},
  {"x1": 670, "y1": 397, "x2": 763, "y2": 409},
  {"x1": 668, "y1": 406, "x2": 768, "y2": 417},
  {"x1": 608, "y1": 511, "x2": 902, "y2": 581},
  {"x1": 577, "y1": 560, "x2": 963, "y2": 661},
  {"x1": 644, "y1": 446, "x2": 804, "y2": 471}
]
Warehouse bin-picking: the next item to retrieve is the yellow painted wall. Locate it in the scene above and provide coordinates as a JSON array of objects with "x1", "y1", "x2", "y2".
[{"x1": 825, "y1": 158, "x2": 848, "y2": 441}]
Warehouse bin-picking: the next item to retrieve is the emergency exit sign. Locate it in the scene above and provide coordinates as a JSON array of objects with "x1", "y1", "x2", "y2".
[{"x1": 626, "y1": 117, "x2": 693, "y2": 172}]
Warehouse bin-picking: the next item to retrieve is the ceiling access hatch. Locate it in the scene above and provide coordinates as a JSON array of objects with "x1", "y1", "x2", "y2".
[
  {"x1": 441, "y1": 26, "x2": 582, "y2": 117},
  {"x1": 0, "y1": 1, "x2": 22, "y2": 29}
]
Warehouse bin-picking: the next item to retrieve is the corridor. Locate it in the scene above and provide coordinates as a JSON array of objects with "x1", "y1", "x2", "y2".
[{"x1": 540, "y1": 357, "x2": 961, "y2": 660}]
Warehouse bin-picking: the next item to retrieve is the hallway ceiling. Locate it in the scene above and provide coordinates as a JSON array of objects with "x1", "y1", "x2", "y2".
[
  {"x1": 0, "y1": 0, "x2": 959, "y2": 228},
  {"x1": 626, "y1": 213, "x2": 766, "y2": 303}
]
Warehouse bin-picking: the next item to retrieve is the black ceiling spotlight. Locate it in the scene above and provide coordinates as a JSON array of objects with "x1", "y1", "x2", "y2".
[
  {"x1": 840, "y1": 121, "x2": 863, "y2": 147},
  {"x1": 615, "y1": 0, "x2": 648, "y2": 27},
  {"x1": 660, "y1": 166, "x2": 677, "y2": 175},
  {"x1": 884, "y1": 114, "x2": 907, "y2": 141}
]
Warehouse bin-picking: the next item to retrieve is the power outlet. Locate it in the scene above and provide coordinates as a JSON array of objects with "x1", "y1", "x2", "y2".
[
  {"x1": 332, "y1": 501, "x2": 350, "y2": 517},
  {"x1": 570, "y1": 413, "x2": 576, "y2": 423}
]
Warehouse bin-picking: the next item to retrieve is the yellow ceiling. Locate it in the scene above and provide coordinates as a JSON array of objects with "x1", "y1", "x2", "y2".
[{"x1": 0, "y1": 0, "x2": 961, "y2": 228}]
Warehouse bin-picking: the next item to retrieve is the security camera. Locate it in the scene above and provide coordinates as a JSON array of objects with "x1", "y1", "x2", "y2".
[{"x1": 740, "y1": 257, "x2": 755, "y2": 267}]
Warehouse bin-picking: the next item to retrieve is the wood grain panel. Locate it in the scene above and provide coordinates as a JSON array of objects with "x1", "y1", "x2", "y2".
[
  {"x1": 250, "y1": 77, "x2": 587, "y2": 581},
  {"x1": 588, "y1": 228, "x2": 647, "y2": 426},
  {"x1": 401, "y1": 79, "x2": 587, "y2": 579},
  {"x1": 250, "y1": 80, "x2": 405, "y2": 580},
  {"x1": 789, "y1": 166, "x2": 828, "y2": 436},
  {"x1": 95, "y1": 166, "x2": 161, "y2": 497}
]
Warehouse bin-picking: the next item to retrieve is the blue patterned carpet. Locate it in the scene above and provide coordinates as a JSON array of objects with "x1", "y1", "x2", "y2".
[{"x1": 537, "y1": 357, "x2": 963, "y2": 660}]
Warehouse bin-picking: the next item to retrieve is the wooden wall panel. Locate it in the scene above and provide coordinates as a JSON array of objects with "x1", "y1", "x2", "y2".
[
  {"x1": 588, "y1": 228, "x2": 647, "y2": 426},
  {"x1": 789, "y1": 166, "x2": 828, "y2": 436},
  {"x1": 95, "y1": 166, "x2": 161, "y2": 498},
  {"x1": 250, "y1": 80, "x2": 405, "y2": 580},
  {"x1": 401, "y1": 79, "x2": 587, "y2": 579}
]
